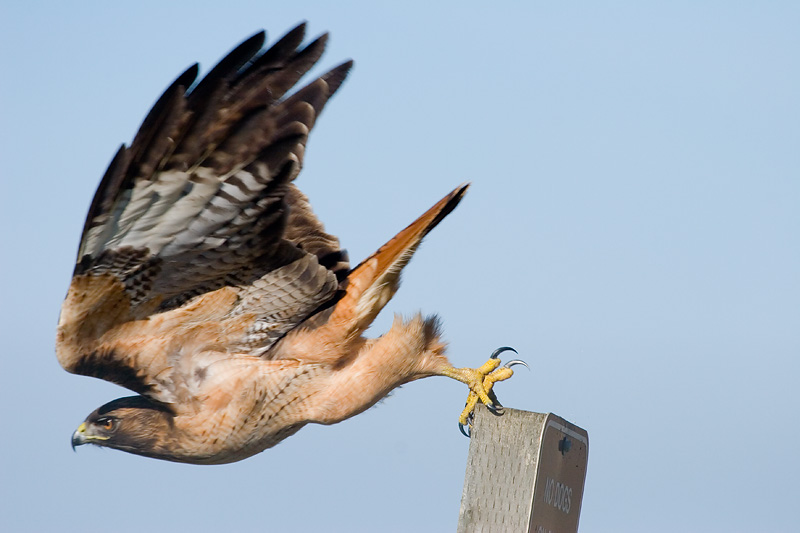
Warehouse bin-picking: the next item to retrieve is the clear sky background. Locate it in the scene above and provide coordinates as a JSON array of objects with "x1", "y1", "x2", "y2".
[{"x1": 1, "y1": 2, "x2": 798, "y2": 532}]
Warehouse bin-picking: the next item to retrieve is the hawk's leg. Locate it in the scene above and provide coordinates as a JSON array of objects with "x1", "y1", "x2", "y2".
[
  {"x1": 435, "y1": 347, "x2": 523, "y2": 429},
  {"x1": 301, "y1": 317, "x2": 523, "y2": 433}
]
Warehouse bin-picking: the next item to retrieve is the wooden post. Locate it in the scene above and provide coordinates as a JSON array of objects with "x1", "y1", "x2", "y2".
[{"x1": 457, "y1": 406, "x2": 589, "y2": 533}]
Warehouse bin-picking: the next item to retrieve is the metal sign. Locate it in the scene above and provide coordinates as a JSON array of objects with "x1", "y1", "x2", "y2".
[
  {"x1": 528, "y1": 414, "x2": 589, "y2": 533},
  {"x1": 458, "y1": 408, "x2": 589, "y2": 533}
]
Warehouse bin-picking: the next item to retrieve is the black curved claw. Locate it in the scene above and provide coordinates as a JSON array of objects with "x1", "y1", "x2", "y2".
[
  {"x1": 459, "y1": 346, "x2": 520, "y2": 438},
  {"x1": 504, "y1": 359, "x2": 530, "y2": 370},
  {"x1": 490, "y1": 346, "x2": 518, "y2": 359},
  {"x1": 459, "y1": 410, "x2": 475, "y2": 438},
  {"x1": 487, "y1": 389, "x2": 501, "y2": 407},
  {"x1": 486, "y1": 397, "x2": 505, "y2": 416}
]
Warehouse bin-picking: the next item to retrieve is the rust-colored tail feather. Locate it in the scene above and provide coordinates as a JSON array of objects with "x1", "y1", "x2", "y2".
[{"x1": 329, "y1": 183, "x2": 469, "y2": 335}]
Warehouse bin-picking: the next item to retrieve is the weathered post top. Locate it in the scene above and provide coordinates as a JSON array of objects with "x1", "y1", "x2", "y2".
[{"x1": 457, "y1": 406, "x2": 589, "y2": 533}]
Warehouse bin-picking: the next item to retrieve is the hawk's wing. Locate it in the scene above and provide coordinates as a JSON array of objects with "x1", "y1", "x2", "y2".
[{"x1": 56, "y1": 25, "x2": 351, "y2": 401}]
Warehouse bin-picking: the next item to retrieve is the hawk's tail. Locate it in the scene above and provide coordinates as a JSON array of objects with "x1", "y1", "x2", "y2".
[{"x1": 327, "y1": 184, "x2": 469, "y2": 336}]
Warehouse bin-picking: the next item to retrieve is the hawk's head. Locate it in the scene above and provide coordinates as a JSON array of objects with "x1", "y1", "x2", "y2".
[{"x1": 71, "y1": 396, "x2": 175, "y2": 458}]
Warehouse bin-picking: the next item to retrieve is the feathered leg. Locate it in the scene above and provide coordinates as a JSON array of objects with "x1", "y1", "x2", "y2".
[{"x1": 282, "y1": 184, "x2": 519, "y2": 428}]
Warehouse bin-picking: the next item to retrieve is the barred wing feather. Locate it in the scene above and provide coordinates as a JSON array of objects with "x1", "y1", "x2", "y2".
[{"x1": 57, "y1": 25, "x2": 352, "y2": 398}]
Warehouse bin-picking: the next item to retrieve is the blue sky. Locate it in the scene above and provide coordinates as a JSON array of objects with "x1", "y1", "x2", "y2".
[{"x1": 1, "y1": 2, "x2": 798, "y2": 532}]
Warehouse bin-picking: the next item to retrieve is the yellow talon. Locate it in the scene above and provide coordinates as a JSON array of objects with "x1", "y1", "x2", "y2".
[
  {"x1": 459, "y1": 393, "x2": 479, "y2": 426},
  {"x1": 438, "y1": 350, "x2": 520, "y2": 427}
]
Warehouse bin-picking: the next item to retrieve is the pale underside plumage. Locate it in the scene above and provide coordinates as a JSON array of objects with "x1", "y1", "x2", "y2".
[{"x1": 57, "y1": 25, "x2": 498, "y2": 465}]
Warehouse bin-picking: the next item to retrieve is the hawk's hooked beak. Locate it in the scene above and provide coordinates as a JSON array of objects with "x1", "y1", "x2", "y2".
[
  {"x1": 71, "y1": 423, "x2": 88, "y2": 451},
  {"x1": 71, "y1": 422, "x2": 108, "y2": 451}
]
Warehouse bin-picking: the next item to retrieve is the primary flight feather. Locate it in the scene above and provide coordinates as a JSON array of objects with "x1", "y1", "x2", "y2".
[{"x1": 57, "y1": 24, "x2": 518, "y2": 464}]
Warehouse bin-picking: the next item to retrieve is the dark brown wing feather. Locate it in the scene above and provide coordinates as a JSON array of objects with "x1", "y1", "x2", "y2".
[{"x1": 57, "y1": 25, "x2": 352, "y2": 396}]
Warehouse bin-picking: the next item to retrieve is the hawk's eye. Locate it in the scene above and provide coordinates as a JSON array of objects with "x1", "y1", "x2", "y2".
[{"x1": 97, "y1": 417, "x2": 115, "y2": 431}]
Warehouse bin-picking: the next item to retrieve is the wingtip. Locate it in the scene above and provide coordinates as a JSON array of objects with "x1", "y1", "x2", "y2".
[
  {"x1": 245, "y1": 30, "x2": 267, "y2": 48},
  {"x1": 178, "y1": 63, "x2": 200, "y2": 89},
  {"x1": 290, "y1": 21, "x2": 308, "y2": 36},
  {"x1": 297, "y1": 30, "x2": 329, "y2": 60},
  {"x1": 323, "y1": 60, "x2": 355, "y2": 96}
]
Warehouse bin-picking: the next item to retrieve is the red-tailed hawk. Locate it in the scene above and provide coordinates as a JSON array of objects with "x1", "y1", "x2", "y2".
[{"x1": 58, "y1": 24, "x2": 520, "y2": 464}]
